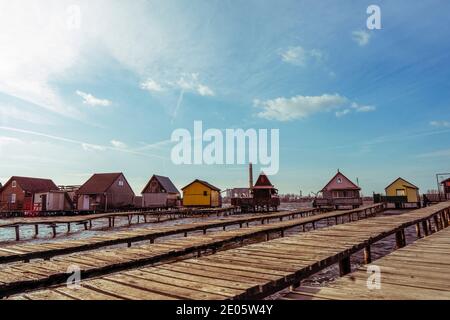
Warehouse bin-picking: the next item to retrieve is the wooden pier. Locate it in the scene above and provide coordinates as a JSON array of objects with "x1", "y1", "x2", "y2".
[
  {"x1": 0, "y1": 207, "x2": 238, "y2": 241},
  {"x1": 0, "y1": 204, "x2": 383, "y2": 297},
  {"x1": 7, "y1": 202, "x2": 448, "y2": 300},
  {"x1": 284, "y1": 225, "x2": 450, "y2": 300}
]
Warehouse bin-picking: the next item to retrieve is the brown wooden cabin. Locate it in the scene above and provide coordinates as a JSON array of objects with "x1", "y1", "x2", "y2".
[
  {"x1": 141, "y1": 175, "x2": 180, "y2": 208},
  {"x1": 76, "y1": 173, "x2": 135, "y2": 211},
  {"x1": 314, "y1": 170, "x2": 362, "y2": 209},
  {"x1": 0, "y1": 176, "x2": 59, "y2": 211},
  {"x1": 231, "y1": 173, "x2": 280, "y2": 212}
]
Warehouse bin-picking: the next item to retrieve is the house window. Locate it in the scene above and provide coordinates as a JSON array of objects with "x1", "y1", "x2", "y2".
[
  {"x1": 396, "y1": 189, "x2": 406, "y2": 196},
  {"x1": 11, "y1": 193, "x2": 16, "y2": 204},
  {"x1": 203, "y1": 191, "x2": 208, "y2": 196},
  {"x1": 118, "y1": 180, "x2": 124, "y2": 187},
  {"x1": 337, "y1": 178, "x2": 342, "y2": 184},
  {"x1": 12, "y1": 180, "x2": 16, "y2": 188}
]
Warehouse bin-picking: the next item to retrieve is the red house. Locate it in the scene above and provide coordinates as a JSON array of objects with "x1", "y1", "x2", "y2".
[
  {"x1": 76, "y1": 173, "x2": 135, "y2": 211},
  {"x1": 315, "y1": 170, "x2": 362, "y2": 209},
  {"x1": 0, "y1": 176, "x2": 58, "y2": 211},
  {"x1": 441, "y1": 178, "x2": 450, "y2": 199}
]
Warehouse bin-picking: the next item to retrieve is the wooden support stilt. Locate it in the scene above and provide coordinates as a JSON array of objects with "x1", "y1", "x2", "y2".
[
  {"x1": 127, "y1": 242, "x2": 131, "y2": 248},
  {"x1": 395, "y1": 230, "x2": 406, "y2": 248},
  {"x1": 364, "y1": 246, "x2": 372, "y2": 264},
  {"x1": 433, "y1": 215, "x2": 440, "y2": 232},
  {"x1": 415, "y1": 223, "x2": 422, "y2": 238},
  {"x1": 15, "y1": 226, "x2": 20, "y2": 241},
  {"x1": 184, "y1": 232, "x2": 188, "y2": 237},
  {"x1": 339, "y1": 257, "x2": 351, "y2": 276},
  {"x1": 223, "y1": 226, "x2": 226, "y2": 231},
  {"x1": 312, "y1": 221, "x2": 316, "y2": 230},
  {"x1": 150, "y1": 238, "x2": 154, "y2": 244},
  {"x1": 34, "y1": 224, "x2": 39, "y2": 237},
  {"x1": 108, "y1": 217, "x2": 112, "y2": 228},
  {"x1": 67, "y1": 223, "x2": 71, "y2": 233},
  {"x1": 50, "y1": 225, "x2": 57, "y2": 238},
  {"x1": 335, "y1": 216, "x2": 338, "y2": 225},
  {"x1": 422, "y1": 220, "x2": 429, "y2": 236},
  {"x1": 203, "y1": 228, "x2": 207, "y2": 235},
  {"x1": 89, "y1": 220, "x2": 92, "y2": 229},
  {"x1": 281, "y1": 230, "x2": 285, "y2": 237},
  {"x1": 265, "y1": 233, "x2": 270, "y2": 241}
]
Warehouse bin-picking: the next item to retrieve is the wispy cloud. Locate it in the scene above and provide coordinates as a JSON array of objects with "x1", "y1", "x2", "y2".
[
  {"x1": 280, "y1": 46, "x2": 324, "y2": 66},
  {"x1": 416, "y1": 148, "x2": 450, "y2": 158},
  {"x1": 110, "y1": 140, "x2": 127, "y2": 148},
  {"x1": 352, "y1": 30, "x2": 371, "y2": 46},
  {"x1": 0, "y1": 126, "x2": 166, "y2": 159},
  {"x1": 76, "y1": 90, "x2": 112, "y2": 107},
  {"x1": 254, "y1": 95, "x2": 376, "y2": 121},
  {"x1": 0, "y1": 136, "x2": 23, "y2": 146},
  {"x1": 140, "y1": 79, "x2": 165, "y2": 93},
  {"x1": 430, "y1": 120, "x2": 450, "y2": 127}
]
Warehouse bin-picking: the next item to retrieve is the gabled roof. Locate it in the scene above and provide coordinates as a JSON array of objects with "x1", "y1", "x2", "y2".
[
  {"x1": 141, "y1": 175, "x2": 179, "y2": 194},
  {"x1": 181, "y1": 179, "x2": 220, "y2": 192},
  {"x1": 441, "y1": 177, "x2": 450, "y2": 184},
  {"x1": 253, "y1": 173, "x2": 276, "y2": 190},
  {"x1": 385, "y1": 177, "x2": 419, "y2": 191},
  {"x1": 321, "y1": 171, "x2": 360, "y2": 191},
  {"x1": 77, "y1": 173, "x2": 125, "y2": 194},
  {"x1": 1, "y1": 176, "x2": 58, "y2": 193}
]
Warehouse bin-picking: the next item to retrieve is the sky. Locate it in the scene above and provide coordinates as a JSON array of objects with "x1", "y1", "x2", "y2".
[{"x1": 0, "y1": 0, "x2": 450, "y2": 196}]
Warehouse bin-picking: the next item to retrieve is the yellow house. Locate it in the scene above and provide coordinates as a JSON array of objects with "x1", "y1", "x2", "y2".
[
  {"x1": 181, "y1": 179, "x2": 221, "y2": 207},
  {"x1": 385, "y1": 177, "x2": 420, "y2": 203}
]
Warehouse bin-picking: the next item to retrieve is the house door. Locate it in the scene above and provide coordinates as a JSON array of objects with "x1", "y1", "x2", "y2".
[
  {"x1": 41, "y1": 195, "x2": 47, "y2": 211},
  {"x1": 83, "y1": 195, "x2": 90, "y2": 210}
]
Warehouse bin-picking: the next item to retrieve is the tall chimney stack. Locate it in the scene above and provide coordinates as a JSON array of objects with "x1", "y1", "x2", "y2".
[{"x1": 249, "y1": 162, "x2": 253, "y2": 189}]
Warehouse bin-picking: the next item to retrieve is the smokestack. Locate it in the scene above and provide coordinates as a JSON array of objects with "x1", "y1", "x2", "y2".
[{"x1": 249, "y1": 162, "x2": 253, "y2": 189}]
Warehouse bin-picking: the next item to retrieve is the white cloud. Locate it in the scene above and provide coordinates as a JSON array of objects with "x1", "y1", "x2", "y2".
[
  {"x1": 140, "y1": 73, "x2": 214, "y2": 97},
  {"x1": 336, "y1": 109, "x2": 351, "y2": 118},
  {"x1": 351, "y1": 103, "x2": 376, "y2": 113},
  {"x1": 110, "y1": 140, "x2": 127, "y2": 148},
  {"x1": 417, "y1": 149, "x2": 450, "y2": 158},
  {"x1": 197, "y1": 84, "x2": 215, "y2": 96},
  {"x1": 81, "y1": 143, "x2": 107, "y2": 152},
  {"x1": 140, "y1": 79, "x2": 165, "y2": 92},
  {"x1": 76, "y1": 90, "x2": 111, "y2": 107},
  {"x1": 280, "y1": 46, "x2": 324, "y2": 66},
  {"x1": 352, "y1": 30, "x2": 371, "y2": 46},
  {"x1": 254, "y1": 94, "x2": 348, "y2": 121},
  {"x1": 254, "y1": 96, "x2": 376, "y2": 121},
  {"x1": 430, "y1": 120, "x2": 450, "y2": 127}
]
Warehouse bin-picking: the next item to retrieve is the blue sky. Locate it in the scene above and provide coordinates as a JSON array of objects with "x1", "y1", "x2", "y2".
[{"x1": 1, "y1": 0, "x2": 450, "y2": 195}]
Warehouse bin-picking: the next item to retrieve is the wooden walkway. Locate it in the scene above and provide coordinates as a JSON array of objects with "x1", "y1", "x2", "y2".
[
  {"x1": 284, "y1": 226, "x2": 450, "y2": 300},
  {"x1": 8, "y1": 202, "x2": 448, "y2": 300},
  {"x1": 0, "y1": 206, "x2": 326, "y2": 264},
  {"x1": 0, "y1": 204, "x2": 383, "y2": 296},
  {"x1": 0, "y1": 207, "x2": 238, "y2": 241}
]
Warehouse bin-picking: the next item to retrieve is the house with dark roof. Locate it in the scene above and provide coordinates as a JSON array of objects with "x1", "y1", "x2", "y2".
[
  {"x1": 441, "y1": 178, "x2": 450, "y2": 199},
  {"x1": 181, "y1": 179, "x2": 221, "y2": 207},
  {"x1": 76, "y1": 173, "x2": 135, "y2": 211},
  {"x1": 315, "y1": 170, "x2": 362, "y2": 209},
  {"x1": 0, "y1": 176, "x2": 58, "y2": 211},
  {"x1": 141, "y1": 175, "x2": 180, "y2": 208}
]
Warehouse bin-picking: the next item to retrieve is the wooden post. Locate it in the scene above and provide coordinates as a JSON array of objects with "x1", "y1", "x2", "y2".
[
  {"x1": 442, "y1": 212, "x2": 448, "y2": 228},
  {"x1": 339, "y1": 257, "x2": 351, "y2": 276},
  {"x1": 395, "y1": 230, "x2": 405, "y2": 248},
  {"x1": 203, "y1": 228, "x2": 207, "y2": 235},
  {"x1": 415, "y1": 223, "x2": 422, "y2": 238},
  {"x1": 108, "y1": 217, "x2": 112, "y2": 228},
  {"x1": 89, "y1": 220, "x2": 92, "y2": 229},
  {"x1": 184, "y1": 232, "x2": 188, "y2": 237},
  {"x1": 223, "y1": 226, "x2": 226, "y2": 231},
  {"x1": 364, "y1": 246, "x2": 372, "y2": 264},
  {"x1": 335, "y1": 216, "x2": 338, "y2": 225},
  {"x1": 34, "y1": 224, "x2": 39, "y2": 237},
  {"x1": 422, "y1": 220, "x2": 429, "y2": 236},
  {"x1": 433, "y1": 215, "x2": 440, "y2": 232},
  {"x1": 127, "y1": 242, "x2": 131, "y2": 248},
  {"x1": 67, "y1": 223, "x2": 71, "y2": 233},
  {"x1": 150, "y1": 238, "x2": 155, "y2": 244},
  {"x1": 15, "y1": 226, "x2": 20, "y2": 241},
  {"x1": 281, "y1": 230, "x2": 285, "y2": 237},
  {"x1": 50, "y1": 225, "x2": 57, "y2": 238},
  {"x1": 312, "y1": 221, "x2": 316, "y2": 230},
  {"x1": 265, "y1": 232, "x2": 270, "y2": 241}
]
